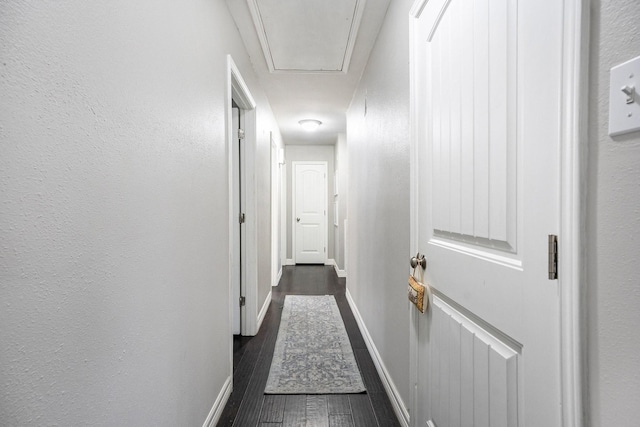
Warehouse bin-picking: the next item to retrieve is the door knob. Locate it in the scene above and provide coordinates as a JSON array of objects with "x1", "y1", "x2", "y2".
[
  {"x1": 410, "y1": 253, "x2": 427, "y2": 270},
  {"x1": 296, "y1": 217, "x2": 300, "y2": 222}
]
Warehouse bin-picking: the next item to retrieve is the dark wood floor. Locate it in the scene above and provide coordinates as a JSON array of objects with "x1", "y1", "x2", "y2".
[{"x1": 217, "y1": 265, "x2": 401, "y2": 427}]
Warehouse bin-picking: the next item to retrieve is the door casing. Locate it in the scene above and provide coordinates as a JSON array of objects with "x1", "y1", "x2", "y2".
[
  {"x1": 226, "y1": 55, "x2": 260, "y2": 347},
  {"x1": 231, "y1": 106, "x2": 242, "y2": 335}
]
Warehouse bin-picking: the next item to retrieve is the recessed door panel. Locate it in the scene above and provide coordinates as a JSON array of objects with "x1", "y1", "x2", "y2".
[{"x1": 428, "y1": 0, "x2": 517, "y2": 252}]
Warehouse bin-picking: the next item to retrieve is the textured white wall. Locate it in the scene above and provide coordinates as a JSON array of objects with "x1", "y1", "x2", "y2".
[
  {"x1": 346, "y1": 0, "x2": 411, "y2": 410},
  {"x1": 587, "y1": 1, "x2": 640, "y2": 425},
  {"x1": 0, "y1": 1, "x2": 276, "y2": 424}
]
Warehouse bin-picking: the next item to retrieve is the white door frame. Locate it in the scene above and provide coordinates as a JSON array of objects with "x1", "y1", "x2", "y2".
[
  {"x1": 407, "y1": 1, "x2": 589, "y2": 426},
  {"x1": 281, "y1": 160, "x2": 288, "y2": 268},
  {"x1": 231, "y1": 106, "x2": 242, "y2": 335},
  {"x1": 226, "y1": 55, "x2": 260, "y2": 348},
  {"x1": 291, "y1": 161, "x2": 328, "y2": 264},
  {"x1": 270, "y1": 135, "x2": 282, "y2": 287}
]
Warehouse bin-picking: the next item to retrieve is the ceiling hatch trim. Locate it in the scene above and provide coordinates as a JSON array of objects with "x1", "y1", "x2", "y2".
[{"x1": 246, "y1": 0, "x2": 367, "y2": 74}]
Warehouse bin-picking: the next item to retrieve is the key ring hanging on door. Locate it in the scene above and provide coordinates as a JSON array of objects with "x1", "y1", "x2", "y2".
[{"x1": 408, "y1": 252, "x2": 428, "y2": 313}]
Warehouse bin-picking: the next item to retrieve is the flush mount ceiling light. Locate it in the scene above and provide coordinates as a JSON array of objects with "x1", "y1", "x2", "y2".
[{"x1": 298, "y1": 119, "x2": 322, "y2": 132}]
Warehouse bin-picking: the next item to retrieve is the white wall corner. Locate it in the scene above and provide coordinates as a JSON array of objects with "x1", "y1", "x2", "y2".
[
  {"x1": 202, "y1": 375, "x2": 232, "y2": 427},
  {"x1": 345, "y1": 290, "x2": 410, "y2": 427},
  {"x1": 256, "y1": 290, "x2": 272, "y2": 332}
]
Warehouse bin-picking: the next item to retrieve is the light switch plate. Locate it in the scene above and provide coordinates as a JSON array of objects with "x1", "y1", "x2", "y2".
[{"x1": 609, "y1": 55, "x2": 640, "y2": 137}]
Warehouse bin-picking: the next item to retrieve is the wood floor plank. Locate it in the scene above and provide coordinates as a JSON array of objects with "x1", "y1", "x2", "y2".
[
  {"x1": 369, "y1": 391, "x2": 401, "y2": 427},
  {"x1": 306, "y1": 395, "x2": 329, "y2": 427},
  {"x1": 354, "y1": 349, "x2": 384, "y2": 393},
  {"x1": 349, "y1": 394, "x2": 379, "y2": 427},
  {"x1": 260, "y1": 395, "x2": 286, "y2": 423},
  {"x1": 335, "y1": 298, "x2": 366, "y2": 350},
  {"x1": 282, "y1": 395, "x2": 307, "y2": 427},
  {"x1": 329, "y1": 414, "x2": 355, "y2": 427},
  {"x1": 327, "y1": 395, "x2": 351, "y2": 415}
]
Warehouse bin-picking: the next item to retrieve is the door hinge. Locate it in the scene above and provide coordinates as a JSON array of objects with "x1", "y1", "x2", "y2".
[
  {"x1": 548, "y1": 235, "x2": 558, "y2": 280},
  {"x1": 237, "y1": 128, "x2": 245, "y2": 140},
  {"x1": 239, "y1": 296, "x2": 246, "y2": 307},
  {"x1": 239, "y1": 213, "x2": 245, "y2": 224}
]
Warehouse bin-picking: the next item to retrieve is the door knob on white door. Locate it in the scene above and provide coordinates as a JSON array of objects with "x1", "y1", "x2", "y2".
[
  {"x1": 296, "y1": 217, "x2": 300, "y2": 222},
  {"x1": 410, "y1": 253, "x2": 427, "y2": 270}
]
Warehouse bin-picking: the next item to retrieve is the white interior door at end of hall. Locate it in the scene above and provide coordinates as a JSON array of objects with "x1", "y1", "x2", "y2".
[
  {"x1": 411, "y1": 0, "x2": 563, "y2": 426},
  {"x1": 294, "y1": 163, "x2": 327, "y2": 264}
]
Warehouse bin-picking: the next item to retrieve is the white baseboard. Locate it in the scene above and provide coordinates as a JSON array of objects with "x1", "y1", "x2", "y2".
[
  {"x1": 257, "y1": 290, "x2": 272, "y2": 331},
  {"x1": 346, "y1": 289, "x2": 410, "y2": 427},
  {"x1": 202, "y1": 375, "x2": 232, "y2": 427},
  {"x1": 334, "y1": 261, "x2": 347, "y2": 278},
  {"x1": 326, "y1": 258, "x2": 347, "y2": 277},
  {"x1": 273, "y1": 267, "x2": 283, "y2": 287},
  {"x1": 285, "y1": 258, "x2": 295, "y2": 266}
]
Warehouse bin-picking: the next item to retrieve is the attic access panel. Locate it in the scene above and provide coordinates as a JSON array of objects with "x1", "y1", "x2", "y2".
[{"x1": 248, "y1": 0, "x2": 365, "y2": 73}]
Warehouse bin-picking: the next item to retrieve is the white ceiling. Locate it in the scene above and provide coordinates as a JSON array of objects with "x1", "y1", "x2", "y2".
[{"x1": 226, "y1": 0, "x2": 391, "y2": 145}]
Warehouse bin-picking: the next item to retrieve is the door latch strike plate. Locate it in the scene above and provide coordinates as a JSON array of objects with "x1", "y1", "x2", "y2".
[
  {"x1": 548, "y1": 235, "x2": 558, "y2": 280},
  {"x1": 239, "y1": 296, "x2": 246, "y2": 307}
]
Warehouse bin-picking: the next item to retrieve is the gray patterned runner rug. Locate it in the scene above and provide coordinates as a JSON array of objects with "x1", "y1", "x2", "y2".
[{"x1": 264, "y1": 295, "x2": 366, "y2": 394}]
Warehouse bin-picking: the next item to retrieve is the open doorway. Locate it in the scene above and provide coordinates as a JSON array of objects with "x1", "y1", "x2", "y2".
[
  {"x1": 231, "y1": 102, "x2": 244, "y2": 335},
  {"x1": 226, "y1": 56, "x2": 259, "y2": 385}
]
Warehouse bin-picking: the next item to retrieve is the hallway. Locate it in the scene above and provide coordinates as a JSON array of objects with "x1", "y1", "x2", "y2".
[
  {"x1": 2, "y1": 1, "x2": 640, "y2": 426},
  {"x1": 218, "y1": 266, "x2": 400, "y2": 427}
]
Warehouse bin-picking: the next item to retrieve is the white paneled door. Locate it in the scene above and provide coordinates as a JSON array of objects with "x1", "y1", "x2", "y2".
[
  {"x1": 410, "y1": 0, "x2": 566, "y2": 425},
  {"x1": 293, "y1": 162, "x2": 327, "y2": 264}
]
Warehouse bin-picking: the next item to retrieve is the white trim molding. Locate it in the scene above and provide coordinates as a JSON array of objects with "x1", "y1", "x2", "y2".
[
  {"x1": 328, "y1": 258, "x2": 347, "y2": 278},
  {"x1": 257, "y1": 290, "x2": 272, "y2": 332},
  {"x1": 408, "y1": 4, "x2": 424, "y2": 425},
  {"x1": 346, "y1": 290, "x2": 410, "y2": 427},
  {"x1": 227, "y1": 54, "x2": 259, "y2": 338},
  {"x1": 559, "y1": 1, "x2": 589, "y2": 426},
  {"x1": 273, "y1": 267, "x2": 282, "y2": 287},
  {"x1": 285, "y1": 258, "x2": 295, "y2": 266},
  {"x1": 202, "y1": 375, "x2": 232, "y2": 427}
]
